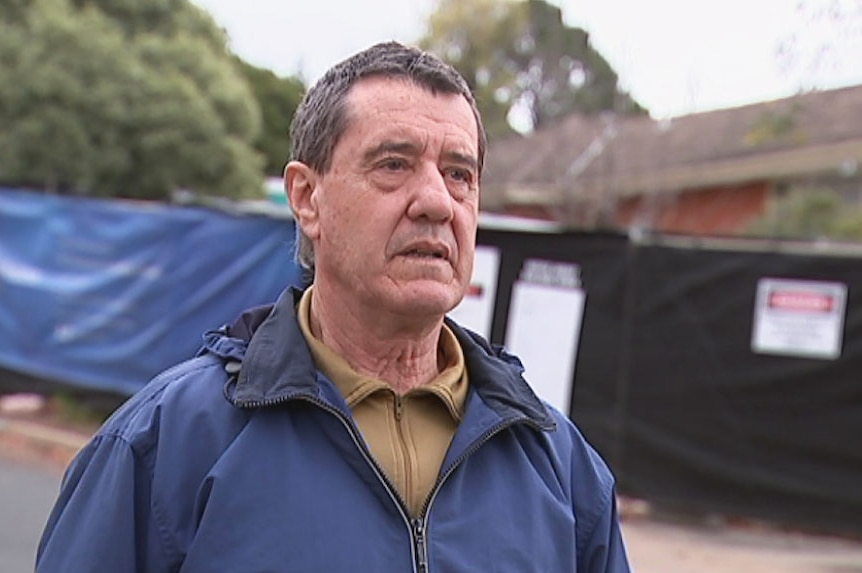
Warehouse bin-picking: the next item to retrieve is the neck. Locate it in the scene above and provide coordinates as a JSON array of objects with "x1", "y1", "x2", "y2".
[{"x1": 308, "y1": 285, "x2": 444, "y2": 394}]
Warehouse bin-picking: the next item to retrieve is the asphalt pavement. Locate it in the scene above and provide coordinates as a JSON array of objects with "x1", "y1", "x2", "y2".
[{"x1": 0, "y1": 451, "x2": 61, "y2": 573}]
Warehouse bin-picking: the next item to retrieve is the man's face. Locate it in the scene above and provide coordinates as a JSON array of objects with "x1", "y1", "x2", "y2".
[{"x1": 308, "y1": 77, "x2": 480, "y2": 321}]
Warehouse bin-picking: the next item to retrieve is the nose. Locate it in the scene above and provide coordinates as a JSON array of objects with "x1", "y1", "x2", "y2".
[{"x1": 406, "y1": 162, "x2": 454, "y2": 223}]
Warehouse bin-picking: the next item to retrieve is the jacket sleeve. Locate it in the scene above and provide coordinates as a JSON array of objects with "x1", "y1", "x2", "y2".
[
  {"x1": 578, "y1": 488, "x2": 631, "y2": 573},
  {"x1": 567, "y1": 421, "x2": 632, "y2": 573},
  {"x1": 35, "y1": 433, "x2": 171, "y2": 573}
]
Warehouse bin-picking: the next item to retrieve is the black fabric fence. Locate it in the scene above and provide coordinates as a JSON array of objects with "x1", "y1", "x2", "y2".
[{"x1": 476, "y1": 228, "x2": 862, "y2": 536}]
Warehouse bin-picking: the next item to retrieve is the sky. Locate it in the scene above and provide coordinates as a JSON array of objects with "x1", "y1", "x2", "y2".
[{"x1": 191, "y1": 0, "x2": 862, "y2": 119}]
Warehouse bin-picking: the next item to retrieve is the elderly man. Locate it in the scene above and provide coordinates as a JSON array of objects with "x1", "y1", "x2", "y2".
[{"x1": 37, "y1": 42, "x2": 630, "y2": 572}]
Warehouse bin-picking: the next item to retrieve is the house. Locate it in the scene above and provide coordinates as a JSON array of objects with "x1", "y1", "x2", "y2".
[{"x1": 480, "y1": 83, "x2": 862, "y2": 236}]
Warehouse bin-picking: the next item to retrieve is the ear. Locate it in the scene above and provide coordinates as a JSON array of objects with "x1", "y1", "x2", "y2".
[{"x1": 285, "y1": 161, "x2": 321, "y2": 241}]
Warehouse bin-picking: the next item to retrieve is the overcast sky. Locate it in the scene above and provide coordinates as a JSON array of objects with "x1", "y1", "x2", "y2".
[{"x1": 192, "y1": 0, "x2": 862, "y2": 119}]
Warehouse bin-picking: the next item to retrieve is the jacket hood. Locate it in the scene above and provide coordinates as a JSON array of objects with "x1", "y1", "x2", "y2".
[{"x1": 202, "y1": 287, "x2": 556, "y2": 430}]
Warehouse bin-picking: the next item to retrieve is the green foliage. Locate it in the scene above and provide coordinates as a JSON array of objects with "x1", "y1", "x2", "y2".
[
  {"x1": 69, "y1": 0, "x2": 227, "y2": 49},
  {"x1": 745, "y1": 186, "x2": 862, "y2": 240},
  {"x1": 420, "y1": 0, "x2": 645, "y2": 137},
  {"x1": 236, "y1": 59, "x2": 306, "y2": 176},
  {"x1": 0, "y1": 0, "x2": 264, "y2": 200},
  {"x1": 52, "y1": 391, "x2": 116, "y2": 430},
  {"x1": 744, "y1": 104, "x2": 806, "y2": 147},
  {"x1": 421, "y1": 0, "x2": 518, "y2": 136}
]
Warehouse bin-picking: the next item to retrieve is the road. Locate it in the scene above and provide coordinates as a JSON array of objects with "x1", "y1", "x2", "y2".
[
  {"x1": 623, "y1": 513, "x2": 862, "y2": 573},
  {"x1": 0, "y1": 451, "x2": 61, "y2": 573}
]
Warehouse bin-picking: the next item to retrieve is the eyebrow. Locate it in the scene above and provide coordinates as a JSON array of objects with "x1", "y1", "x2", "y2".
[
  {"x1": 362, "y1": 140, "x2": 479, "y2": 173},
  {"x1": 361, "y1": 140, "x2": 422, "y2": 164},
  {"x1": 441, "y1": 150, "x2": 479, "y2": 173}
]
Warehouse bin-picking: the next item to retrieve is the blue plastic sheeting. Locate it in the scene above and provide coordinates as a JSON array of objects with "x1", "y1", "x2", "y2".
[{"x1": 0, "y1": 188, "x2": 303, "y2": 395}]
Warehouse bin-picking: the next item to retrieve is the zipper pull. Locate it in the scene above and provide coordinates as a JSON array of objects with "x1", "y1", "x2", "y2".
[{"x1": 413, "y1": 519, "x2": 428, "y2": 573}]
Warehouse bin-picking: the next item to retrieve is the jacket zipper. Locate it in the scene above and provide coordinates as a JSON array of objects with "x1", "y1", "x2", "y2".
[
  {"x1": 237, "y1": 392, "x2": 544, "y2": 573},
  {"x1": 238, "y1": 393, "x2": 421, "y2": 572},
  {"x1": 412, "y1": 519, "x2": 428, "y2": 573},
  {"x1": 412, "y1": 417, "x2": 545, "y2": 570}
]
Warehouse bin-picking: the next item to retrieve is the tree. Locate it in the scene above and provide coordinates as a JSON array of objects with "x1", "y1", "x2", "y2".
[
  {"x1": 0, "y1": 0, "x2": 263, "y2": 201},
  {"x1": 69, "y1": 0, "x2": 228, "y2": 49},
  {"x1": 420, "y1": 0, "x2": 644, "y2": 136},
  {"x1": 745, "y1": 186, "x2": 862, "y2": 241},
  {"x1": 236, "y1": 59, "x2": 306, "y2": 177}
]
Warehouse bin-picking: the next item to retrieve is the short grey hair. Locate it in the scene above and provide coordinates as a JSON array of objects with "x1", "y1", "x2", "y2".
[{"x1": 288, "y1": 41, "x2": 487, "y2": 272}]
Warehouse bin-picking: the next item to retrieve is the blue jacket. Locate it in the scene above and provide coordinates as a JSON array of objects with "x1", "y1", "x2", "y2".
[{"x1": 37, "y1": 288, "x2": 630, "y2": 572}]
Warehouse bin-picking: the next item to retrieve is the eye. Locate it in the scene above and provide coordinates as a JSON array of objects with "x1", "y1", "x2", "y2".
[
  {"x1": 445, "y1": 166, "x2": 475, "y2": 187},
  {"x1": 379, "y1": 157, "x2": 409, "y2": 172}
]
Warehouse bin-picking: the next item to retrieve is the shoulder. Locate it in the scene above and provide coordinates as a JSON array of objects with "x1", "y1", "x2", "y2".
[
  {"x1": 39, "y1": 355, "x2": 248, "y2": 570},
  {"x1": 540, "y1": 404, "x2": 621, "y2": 548},
  {"x1": 544, "y1": 404, "x2": 616, "y2": 491},
  {"x1": 526, "y1": 403, "x2": 617, "y2": 521},
  {"x1": 96, "y1": 354, "x2": 246, "y2": 456}
]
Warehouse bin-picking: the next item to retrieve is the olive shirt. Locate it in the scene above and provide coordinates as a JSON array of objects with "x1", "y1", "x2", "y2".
[{"x1": 296, "y1": 289, "x2": 469, "y2": 517}]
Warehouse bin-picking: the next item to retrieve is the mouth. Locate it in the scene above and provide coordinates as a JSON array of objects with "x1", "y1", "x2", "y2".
[
  {"x1": 398, "y1": 242, "x2": 452, "y2": 263},
  {"x1": 403, "y1": 248, "x2": 447, "y2": 260}
]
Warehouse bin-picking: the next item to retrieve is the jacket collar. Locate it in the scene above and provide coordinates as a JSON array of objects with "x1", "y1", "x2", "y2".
[
  {"x1": 209, "y1": 287, "x2": 555, "y2": 430},
  {"x1": 444, "y1": 318, "x2": 555, "y2": 430}
]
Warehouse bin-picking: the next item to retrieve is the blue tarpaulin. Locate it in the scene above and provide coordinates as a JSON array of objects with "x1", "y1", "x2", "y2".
[{"x1": 0, "y1": 188, "x2": 303, "y2": 395}]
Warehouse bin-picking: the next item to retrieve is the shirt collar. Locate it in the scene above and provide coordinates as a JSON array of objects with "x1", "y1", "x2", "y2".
[{"x1": 296, "y1": 287, "x2": 468, "y2": 422}]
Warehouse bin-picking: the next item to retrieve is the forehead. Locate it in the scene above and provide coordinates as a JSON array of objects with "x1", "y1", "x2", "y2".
[{"x1": 340, "y1": 77, "x2": 479, "y2": 154}]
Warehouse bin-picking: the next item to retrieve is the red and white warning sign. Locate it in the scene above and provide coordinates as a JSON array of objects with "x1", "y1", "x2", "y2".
[{"x1": 752, "y1": 278, "x2": 847, "y2": 359}]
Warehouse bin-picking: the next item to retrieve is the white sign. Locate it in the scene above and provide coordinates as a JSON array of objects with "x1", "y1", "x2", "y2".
[
  {"x1": 751, "y1": 278, "x2": 847, "y2": 360},
  {"x1": 505, "y1": 271, "x2": 586, "y2": 413},
  {"x1": 447, "y1": 245, "x2": 500, "y2": 339}
]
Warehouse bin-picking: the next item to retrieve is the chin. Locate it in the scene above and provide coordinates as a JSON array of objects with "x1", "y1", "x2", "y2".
[{"x1": 386, "y1": 282, "x2": 465, "y2": 318}]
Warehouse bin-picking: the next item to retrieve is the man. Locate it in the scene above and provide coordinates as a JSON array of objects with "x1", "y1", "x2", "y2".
[{"x1": 37, "y1": 42, "x2": 630, "y2": 572}]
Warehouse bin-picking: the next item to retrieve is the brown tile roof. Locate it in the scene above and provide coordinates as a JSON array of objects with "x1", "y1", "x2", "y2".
[{"x1": 482, "y1": 83, "x2": 862, "y2": 205}]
